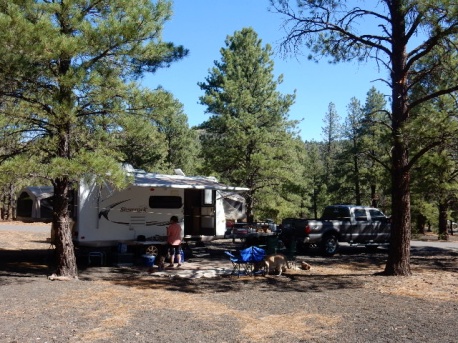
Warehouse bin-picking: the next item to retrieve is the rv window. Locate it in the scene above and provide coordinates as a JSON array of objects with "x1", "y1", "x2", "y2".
[
  {"x1": 203, "y1": 189, "x2": 214, "y2": 206},
  {"x1": 149, "y1": 196, "x2": 182, "y2": 209}
]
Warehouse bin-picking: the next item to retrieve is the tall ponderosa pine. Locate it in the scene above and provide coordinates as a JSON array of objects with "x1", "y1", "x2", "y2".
[
  {"x1": 361, "y1": 87, "x2": 391, "y2": 210},
  {"x1": 408, "y1": 42, "x2": 458, "y2": 239},
  {"x1": 198, "y1": 27, "x2": 297, "y2": 222},
  {"x1": 321, "y1": 102, "x2": 341, "y2": 194},
  {"x1": 336, "y1": 97, "x2": 364, "y2": 205},
  {"x1": 274, "y1": 137, "x2": 312, "y2": 220},
  {"x1": 157, "y1": 100, "x2": 201, "y2": 175},
  {"x1": 0, "y1": 0, "x2": 187, "y2": 278},
  {"x1": 272, "y1": 0, "x2": 458, "y2": 276},
  {"x1": 304, "y1": 141, "x2": 329, "y2": 218}
]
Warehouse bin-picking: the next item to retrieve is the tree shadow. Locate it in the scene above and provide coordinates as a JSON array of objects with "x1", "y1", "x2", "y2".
[
  {"x1": 0, "y1": 249, "x2": 54, "y2": 285},
  {"x1": 1, "y1": 240, "x2": 456, "y2": 292}
]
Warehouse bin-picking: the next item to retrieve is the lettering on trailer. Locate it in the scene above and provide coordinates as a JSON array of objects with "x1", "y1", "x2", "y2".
[{"x1": 120, "y1": 207, "x2": 147, "y2": 213}]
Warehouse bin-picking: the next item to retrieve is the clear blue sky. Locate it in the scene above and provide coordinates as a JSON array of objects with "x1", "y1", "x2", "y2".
[{"x1": 143, "y1": 0, "x2": 390, "y2": 142}]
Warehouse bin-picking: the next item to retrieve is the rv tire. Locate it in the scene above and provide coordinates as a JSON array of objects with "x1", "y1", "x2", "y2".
[{"x1": 145, "y1": 245, "x2": 159, "y2": 256}]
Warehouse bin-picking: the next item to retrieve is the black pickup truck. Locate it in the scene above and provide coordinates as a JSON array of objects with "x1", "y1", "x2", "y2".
[{"x1": 280, "y1": 205, "x2": 391, "y2": 256}]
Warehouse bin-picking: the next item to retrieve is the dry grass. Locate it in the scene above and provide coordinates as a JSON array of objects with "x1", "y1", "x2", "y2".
[{"x1": 0, "y1": 230, "x2": 50, "y2": 250}]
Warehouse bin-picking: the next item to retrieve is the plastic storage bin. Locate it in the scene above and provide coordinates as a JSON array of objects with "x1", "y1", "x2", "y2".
[{"x1": 142, "y1": 254, "x2": 156, "y2": 267}]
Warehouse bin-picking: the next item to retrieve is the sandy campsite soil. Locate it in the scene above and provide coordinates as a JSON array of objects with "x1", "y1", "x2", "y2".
[{"x1": 0, "y1": 221, "x2": 457, "y2": 342}]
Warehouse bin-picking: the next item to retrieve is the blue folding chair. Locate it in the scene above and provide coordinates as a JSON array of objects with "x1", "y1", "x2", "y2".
[
  {"x1": 225, "y1": 246, "x2": 266, "y2": 277},
  {"x1": 225, "y1": 251, "x2": 249, "y2": 276}
]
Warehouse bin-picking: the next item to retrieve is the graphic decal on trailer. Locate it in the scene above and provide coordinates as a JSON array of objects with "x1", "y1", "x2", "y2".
[
  {"x1": 99, "y1": 198, "x2": 170, "y2": 227},
  {"x1": 98, "y1": 199, "x2": 130, "y2": 220}
]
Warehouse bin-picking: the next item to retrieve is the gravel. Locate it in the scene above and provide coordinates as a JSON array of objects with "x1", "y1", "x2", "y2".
[{"x1": 1, "y1": 224, "x2": 457, "y2": 343}]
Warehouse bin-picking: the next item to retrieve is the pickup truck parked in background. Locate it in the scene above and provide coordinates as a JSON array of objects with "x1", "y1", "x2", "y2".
[{"x1": 280, "y1": 205, "x2": 391, "y2": 256}]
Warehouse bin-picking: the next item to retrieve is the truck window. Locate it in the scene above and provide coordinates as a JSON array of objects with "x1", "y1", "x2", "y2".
[
  {"x1": 354, "y1": 209, "x2": 367, "y2": 221},
  {"x1": 369, "y1": 209, "x2": 385, "y2": 221},
  {"x1": 322, "y1": 207, "x2": 350, "y2": 220},
  {"x1": 149, "y1": 196, "x2": 182, "y2": 209}
]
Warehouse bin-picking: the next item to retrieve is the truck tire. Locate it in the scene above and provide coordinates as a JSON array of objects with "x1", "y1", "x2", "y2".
[{"x1": 321, "y1": 234, "x2": 338, "y2": 256}]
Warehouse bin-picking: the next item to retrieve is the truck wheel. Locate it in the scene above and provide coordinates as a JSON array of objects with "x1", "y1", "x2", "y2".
[{"x1": 321, "y1": 234, "x2": 338, "y2": 256}]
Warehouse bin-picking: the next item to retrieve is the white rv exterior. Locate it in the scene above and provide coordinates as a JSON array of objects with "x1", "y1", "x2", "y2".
[{"x1": 73, "y1": 169, "x2": 248, "y2": 247}]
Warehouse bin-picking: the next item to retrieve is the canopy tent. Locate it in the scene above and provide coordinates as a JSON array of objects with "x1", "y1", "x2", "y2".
[{"x1": 16, "y1": 186, "x2": 54, "y2": 222}]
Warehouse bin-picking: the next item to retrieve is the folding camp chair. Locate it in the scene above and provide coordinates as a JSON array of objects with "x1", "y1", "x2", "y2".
[
  {"x1": 225, "y1": 246, "x2": 266, "y2": 277},
  {"x1": 241, "y1": 246, "x2": 266, "y2": 276},
  {"x1": 225, "y1": 251, "x2": 251, "y2": 276}
]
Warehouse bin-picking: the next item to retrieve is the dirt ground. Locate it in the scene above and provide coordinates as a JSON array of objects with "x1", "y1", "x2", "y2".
[
  {"x1": 1, "y1": 221, "x2": 457, "y2": 342},
  {"x1": 1, "y1": 222, "x2": 457, "y2": 300}
]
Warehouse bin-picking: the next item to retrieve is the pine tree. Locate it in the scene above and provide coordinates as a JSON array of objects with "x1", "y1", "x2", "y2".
[
  {"x1": 335, "y1": 97, "x2": 364, "y2": 205},
  {"x1": 321, "y1": 102, "x2": 342, "y2": 198},
  {"x1": 272, "y1": 0, "x2": 458, "y2": 276},
  {"x1": 198, "y1": 27, "x2": 297, "y2": 222},
  {"x1": 360, "y1": 87, "x2": 391, "y2": 210},
  {"x1": 0, "y1": 0, "x2": 187, "y2": 278}
]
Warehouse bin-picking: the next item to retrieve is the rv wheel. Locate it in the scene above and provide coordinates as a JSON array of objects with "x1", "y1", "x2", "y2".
[{"x1": 145, "y1": 245, "x2": 159, "y2": 256}]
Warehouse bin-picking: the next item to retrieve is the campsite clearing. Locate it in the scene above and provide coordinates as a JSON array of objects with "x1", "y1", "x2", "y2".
[{"x1": 1, "y1": 222, "x2": 457, "y2": 342}]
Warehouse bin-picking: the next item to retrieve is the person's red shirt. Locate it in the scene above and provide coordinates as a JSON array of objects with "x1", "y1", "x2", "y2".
[{"x1": 167, "y1": 222, "x2": 182, "y2": 245}]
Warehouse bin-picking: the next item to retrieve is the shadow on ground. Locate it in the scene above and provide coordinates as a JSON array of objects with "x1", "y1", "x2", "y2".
[{"x1": 1, "y1": 239, "x2": 456, "y2": 294}]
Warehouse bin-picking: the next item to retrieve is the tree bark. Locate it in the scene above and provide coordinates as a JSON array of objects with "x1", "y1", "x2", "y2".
[
  {"x1": 370, "y1": 184, "x2": 378, "y2": 208},
  {"x1": 383, "y1": 1, "x2": 412, "y2": 276},
  {"x1": 9, "y1": 183, "x2": 16, "y2": 220},
  {"x1": 416, "y1": 214, "x2": 427, "y2": 235},
  {"x1": 384, "y1": 141, "x2": 412, "y2": 275},
  {"x1": 438, "y1": 202, "x2": 449, "y2": 240},
  {"x1": 353, "y1": 139, "x2": 361, "y2": 205},
  {"x1": 53, "y1": 177, "x2": 78, "y2": 279}
]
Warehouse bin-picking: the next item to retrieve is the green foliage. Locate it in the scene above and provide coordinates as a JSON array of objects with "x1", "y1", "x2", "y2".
[
  {"x1": 321, "y1": 102, "x2": 342, "y2": 188},
  {"x1": 198, "y1": 27, "x2": 298, "y2": 221},
  {"x1": 272, "y1": 0, "x2": 458, "y2": 274},
  {"x1": 0, "y1": 0, "x2": 188, "y2": 276},
  {"x1": 301, "y1": 141, "x2": 329, "y2": 218},
  {"x1": 0, "y1": 0, "x2": 188, "y2": 185}
]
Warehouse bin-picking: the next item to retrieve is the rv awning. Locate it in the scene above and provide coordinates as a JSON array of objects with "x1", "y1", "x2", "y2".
[{"x1": 133, "y1": 172, "x2": 249, "y2": 191}]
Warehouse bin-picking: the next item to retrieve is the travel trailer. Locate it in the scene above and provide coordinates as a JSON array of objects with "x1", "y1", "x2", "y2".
[{"x1": 17, "y1": 168, "x2": 248, "y2": 248}]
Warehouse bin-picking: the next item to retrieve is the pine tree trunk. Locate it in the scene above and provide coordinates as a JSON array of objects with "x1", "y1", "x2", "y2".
[
  {"x1": 438, "y1": 202, "x2": 449, "y2": 240},
  {"x1": 416, "y1": 214, "x2": 427, "y2": 235},
  {"x1": 370, "y1": 184, "x2": 378, "y2": 208},
  {"x1": 245, "y1": 192, "x2": 254, "y2": 223},
  {"x1": 384, "y1": 142, "x2": 412, "y2": 276},
  {"x1": 353, "y1": 145, "x2": 361, "y2": 205},
  {"x1": 383, "y1": 2, "x2": 412, "y2": 276},
  {"x1": 1, "y1": 192, "x2": 5, "y2": 220},
  {"x1": 53, "y1": 178, "x2": 78, "y2": 279},
  {"x1": 9, "y1": 183, "x2": 16, "y2": 220}
]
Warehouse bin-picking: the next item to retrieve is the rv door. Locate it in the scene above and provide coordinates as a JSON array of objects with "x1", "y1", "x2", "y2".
[{"x1": 183, "y1": 189, "x2": 216, "y2": 236}]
